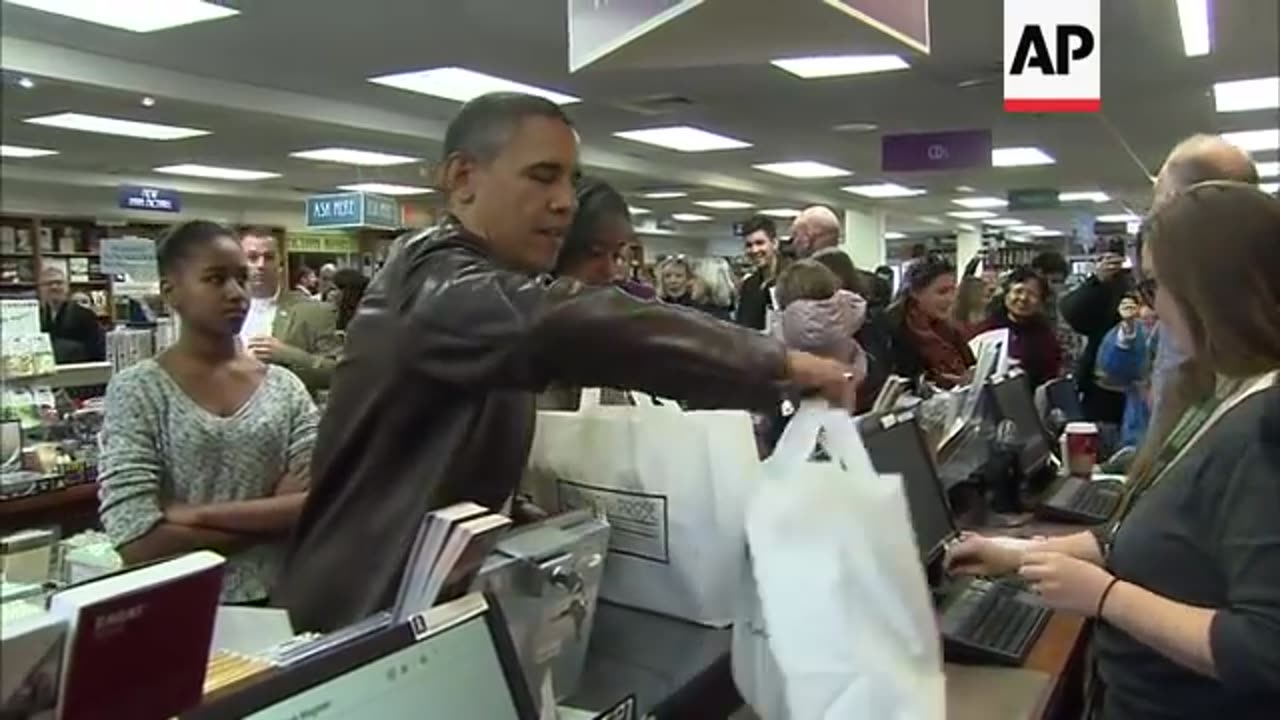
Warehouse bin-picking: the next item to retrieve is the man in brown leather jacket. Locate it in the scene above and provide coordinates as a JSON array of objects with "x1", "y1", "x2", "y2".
[{"x1": 276, "y1": 92, "x2": 853, "y2": 633}]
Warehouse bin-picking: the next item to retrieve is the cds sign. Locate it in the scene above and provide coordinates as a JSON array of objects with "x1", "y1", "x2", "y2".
[{"x1": 1004, "y1": 0, "x2": 1100, "y2": 112}]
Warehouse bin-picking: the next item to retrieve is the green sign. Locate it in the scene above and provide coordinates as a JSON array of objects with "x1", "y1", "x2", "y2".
[
  {"x1": 287, "y1": 233, "x2": 358, "y2": 254},
  {"x1": 1007, "y1": 188, "x2": 1061, "y2": 211},
  {"x1": 305, "y1": 192, "x2": 401, "y2": 230}
]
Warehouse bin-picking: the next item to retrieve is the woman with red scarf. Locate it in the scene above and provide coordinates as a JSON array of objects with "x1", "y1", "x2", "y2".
[{"x1": 886, "y1": 255, "x2": 975, "y2": 388}]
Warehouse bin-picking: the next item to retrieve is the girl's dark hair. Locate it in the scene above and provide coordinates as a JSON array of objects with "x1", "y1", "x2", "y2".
[
  {"x1": 555, "y1": 176, "x2": 630, "y2": 275},
  {"x1": 810, "y1": 247, "x2": 864, "y2": 296},
  {"x1": 905, "y1": 254, "x2": 956, "y2": 292},
  {"x1": 775, "y1": 259, "x2": 839, "y2": 309},
  {"x1": 157, "y1": 220, "x2": 234, "y2": 275},
  {"x1": 332, "y1": 268, "x2": 370, "y2": 331}
]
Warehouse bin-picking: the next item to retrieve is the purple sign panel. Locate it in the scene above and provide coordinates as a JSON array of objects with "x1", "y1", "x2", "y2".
[
  {"x1": 881, "y1": 129, "x2": 993, "y2": 172},
  {"x1": 825, "y1": 0, "x2": 931, "y2": 53},
  {"x1": 568, "y1": 0, "x2": 703, "y2": 72}
]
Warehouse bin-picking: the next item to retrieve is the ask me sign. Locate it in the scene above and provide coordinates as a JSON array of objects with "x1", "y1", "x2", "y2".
[{"x1": 1004, "y1": 0, "x2": 1100, "y2": 112}]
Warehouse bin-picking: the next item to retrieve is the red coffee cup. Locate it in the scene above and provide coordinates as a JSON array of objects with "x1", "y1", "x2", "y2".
[{"x1": 1064, "y1": 422, "x2": 1099, "y2": 478}]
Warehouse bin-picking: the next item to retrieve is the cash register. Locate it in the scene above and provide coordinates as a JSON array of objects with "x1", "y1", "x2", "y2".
[
  {"x1": 990, "y1": 372, "x2": 1123, "y2": 524},
  {"x1": 186, "y1": 593, "x2": 538, "y2": 720},
  {"x1": 862, "y1": 410, "x2": 1050, "y2": 666}
]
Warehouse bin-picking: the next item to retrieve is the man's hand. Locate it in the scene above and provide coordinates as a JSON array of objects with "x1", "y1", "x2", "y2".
[
  {"x1": 1094, "y1": 254, "x2": 1125, "y2": 283},
  {"x1": 247, "y1": 335, "x2": 287, "y2": 362},
  {"x1": 1019, "y1": 551, "x2": 1115, "y2": 616},
  {"x1": 785, "y1": 351, "x2": 856, "y2": 410}
]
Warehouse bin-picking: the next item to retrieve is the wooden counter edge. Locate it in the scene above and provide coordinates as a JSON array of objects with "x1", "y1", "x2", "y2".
[{"x1": 1026, "y1": 611, "x2": 1088, "y2": 719}]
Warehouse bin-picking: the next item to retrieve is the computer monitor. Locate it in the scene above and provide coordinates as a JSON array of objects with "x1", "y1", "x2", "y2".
[
  {"x1": 186, "y1": 594, "x2": 537, "y2": 720},
  {"x1": 990, "y1": 372, "x2": 1052, "y2": 474},
  {"x1": 861, "y1": 411, "x2": 958, "y2": 568}
]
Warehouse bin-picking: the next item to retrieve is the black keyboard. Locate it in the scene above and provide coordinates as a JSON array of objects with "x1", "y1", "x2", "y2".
[
  {"x1": 1037, "y1": 476, "x2": 1123, "y2": 524},
  {"x1": 939, "y1": 578, "x2": 1050, "y2": 666}
]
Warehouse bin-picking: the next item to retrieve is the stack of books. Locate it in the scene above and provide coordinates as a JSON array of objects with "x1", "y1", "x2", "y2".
[{"x1": 391, "y1": 502, "x2": 512, "y2": 623}]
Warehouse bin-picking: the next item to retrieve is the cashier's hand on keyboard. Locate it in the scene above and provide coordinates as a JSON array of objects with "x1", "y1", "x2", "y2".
[
  {"x1": 785, "y1": 351, "x2": 860, "y2": 411},
  {"x1": 944, "y1": 532, "x2": 1026, "y2": 577}
]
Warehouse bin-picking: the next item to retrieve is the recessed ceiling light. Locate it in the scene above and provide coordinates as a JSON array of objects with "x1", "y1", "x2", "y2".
[
  {"x1": 770, "y1": 54, "x2": 910, "y2": 79},
  {"x1": 640, "y1": 190, "x2": 687, "y2": 199},
  {"x1": 992, "y1": 146, "x2": 1056, "y2": 167},
  {"x1": 155, "y1": 164, "x2": 279, "y2": 181},
  {"x1": 956, "y1": 185, "x2": 977, "y2": 193},
  {"x1": 1221, "y1": 129, "x2": 1280, "y2": 152},
  {"x1": 1256, "y1": 160, "x2": 1279, "y2": 178},
  {"x1": 1213, "y1": 77, "x2": 1279, "y2": 113},
  {"x1": 628, "y1": 206, "x2": 651, "y2": 215},
  {"x1": 760, "y1": 208, "x2": 801, "y2": 218},
  {"x1": 1008, "y1": 224, "x2": 1046, "y2": 233},
  {"x1": 1032, "y1": 230, "x2": 1065, "y2": 237},
  {"x1": 841, "y1": 183, "x2": 926, "y2": 199},
  {"x1": 1059, "y1": 190, "x2": 1110, "y2": 203},
  {"x1": 832, "y1": 121, "x2": 879, "y2": 133},
  {"x1": 753, "y1": 161, "x2": 851, "y2": 179},
  {"x1": 140, "y1": 96, "x2": 156, "y2": 108},
  {"x1": 952, "y1": 196, "x2": 1007, "y2": 209},
  {"x1": 17, "y1": 77, "x2": 35, "y2": 89},
  {"x1": 884, "y1": 232, "x2": 907, "y2": 240},
  {"x1": 337, "y1": 182, "x2": 433, "y2": 196},
  {"x1": 368, "y1": 66, "x2": 579, "y2": 105},
  {"x1": 694, "y1": 199, "x2": 755, "y2": 210},
  {"x1": 6, "y1": 0, "x2": 239, "y2": 32},
  {"x1": 1095, "y1": 213, "x2": 1141, "y2": 223},
  {"x1": 918, "y1": 216, "x2": 945, "y2": 226},
  {"x1": 25, "y1": 112, "x2": 209, "y2": 140},
  {"x1": 0, "y1": 144, "x2": 58, "y2": 158},
  {"x1": 1175, "y1": 0, "x2": 1211, "y2": 57},
  {"x1": 1261, "y1": 181, "x2": 1279, "y2": 194},
  {"x1": 947, "y1": 210, "x2": 998, "y2": 220},
  {"x1": 291, "y1": 147, "x2": 420, "y2": 167},
  {"x1": 983, "y1": 218, "x2": 1024, "y2": 227},
  {"x1": 613, "y1": 126, "x2": 751, "y2": 153},
  {"x1": 671, "y1": 212, "x2": 713, "y2": 222}
]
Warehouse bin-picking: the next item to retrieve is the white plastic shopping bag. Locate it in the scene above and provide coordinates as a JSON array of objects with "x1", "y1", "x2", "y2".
[
  {"x1": 526, "y1": 389, "x2": 762, "y2": 626},
  {"x1": 738, "y1": 402, "x2": 945, "y2": 720}
]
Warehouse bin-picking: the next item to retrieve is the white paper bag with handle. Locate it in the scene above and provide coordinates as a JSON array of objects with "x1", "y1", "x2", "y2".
[
  {"x1": 526, "y1": 389, "x2": 761, "y2": 626},
  {"x1": 739, "y1": 402, "x2": 946, "y2": 720}
]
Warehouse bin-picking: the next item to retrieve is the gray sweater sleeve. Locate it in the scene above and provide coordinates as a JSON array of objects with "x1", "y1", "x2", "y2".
[
  {"x1": 1207, "y1": 392, "x2": 1280, "y2": 693},
  {"x1": 97, "y1": 367, "x2": 166, "y2": 547}
]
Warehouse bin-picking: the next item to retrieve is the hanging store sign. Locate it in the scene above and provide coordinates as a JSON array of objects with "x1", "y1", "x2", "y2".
[
  {"x1": 881, "y1": 129, "x2": 993, "y2": 172},
  {"x1": 305, "y1": 192, "x2": 401, "y2": 230},
  {"x1": 1007, "y1": 187, "x2": 1061, "y2": 211},
  {"x1": 568, "y1": 0, "x2": 704, "y2": 71},
  {"x1": 824, "y1": 0, "x2": 930, "y2": 53},
  {"x1": 117, "y1": 185, "x2": 181, "y2": 213}
]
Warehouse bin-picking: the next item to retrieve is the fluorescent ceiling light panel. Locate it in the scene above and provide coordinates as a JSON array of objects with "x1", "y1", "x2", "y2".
[
  {"x1": 753, "y1": 160, "x2": 851, "y2": 178},
  {"x1": 1009, "y1": 224, "x2": 1046, "y2": 233},
  {"x1": 770, "y1": 54, "x2": 909, "y2": 79},
  {"x1": 952, "y1": 196, "x2": 1007, "y2": 209},
  {"x1": 369, "y1": 66, "x2": 579, "y2": 105},
  {"x1": 1260, "y1": 181, "x2": 1278, "y2": 194},
  {"x1": 841, "y1": 183, "x2": 926, "y2": 199},
  {"x1": 694, "y1": 199, "x2": 755, "y2": 210},
  {"x1": 1214, "y1": 77, "x2": 1280, "y2": 113},
  {"x1": 155, "y1": 164, "x2": 279, "y2": 181},
  {"x1": 1255, "y1": 160, "x2": 1279, "y2": 178},
  {"x1": 640, "y1": 190, "x2": 687, "y2": 199},
  {"x1": 946, "y1": 210, "x2": 998, "y2": 220},
  {"x1": 1032, "y1": 230, "x2": 1065, "y2": 237},
  {"x1": 884, "y1": 231, "x2": 907, "y2": 240},
  {"x1": 760, "y1": 208, "x2": 801, "y2": 218},
  {"x1": 1095, "y1": 214, "x2": 1140, "y2": 223},
  {"x1": 1059, "y1": 190, "x2": 1110, "y2": 203},
  {"x1": 6, "y1": 0, "x2": 238, "y2": 32},
  {"x1": 992, "y1": 146, "x2": 1056, "y2": 167},
  {"x1": 1175, "y1": 0, "x2": 1212, "y2": 57},
  {"x1": 291, "y1": 148, "x2": 419, "y2": 167},
  {"x1": 24, "y1": 112, "x2": 209, "y2": 140},
  {"x1": 671, "y1": 212, "x2": 713, "y2": 222},
  {"x1": 628, "y1": 206, "x2": 651, "y2": 215},
  {"x1": 613, "y1": 126, "x2": 751, "y2": 153},
  {"x1": 1222, "y1": 129, "x2": 1280, "y2": 152},
  {"x1": 0, "y1": 144, "x2": 58, "y2": 158},
  {"x1": 983, "y1": 218, "x2": 1024, "y2": 227},
  {"x1": 337, "y1": 182, "x2": 433, "y2": 196}
]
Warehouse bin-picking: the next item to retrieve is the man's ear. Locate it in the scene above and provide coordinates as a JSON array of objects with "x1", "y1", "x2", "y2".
[
  {"x1": 440, "y1": 153, "x2": 478, "y2": 204},
  {"x1": 159, "y1": 277, "x2": 176, "y2": 308}
]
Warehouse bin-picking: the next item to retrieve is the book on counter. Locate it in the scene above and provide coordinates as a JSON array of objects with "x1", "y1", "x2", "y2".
[
  {"x1": 1, "y1": 610, "x2": 65, "y2": 720},
  {"x1": 50, "y1": 550, "x2": 225, "y2": 720},
  {"x1": 392, "y1": 502, "x2": 512, "y2": 623}
]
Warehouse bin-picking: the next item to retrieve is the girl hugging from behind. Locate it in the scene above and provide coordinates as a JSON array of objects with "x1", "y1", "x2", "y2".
[{"x1": 757, "y1": 259, "x2": 868, "y2": 453}]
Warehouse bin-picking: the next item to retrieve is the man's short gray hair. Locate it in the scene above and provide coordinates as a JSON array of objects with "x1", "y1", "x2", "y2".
[{"x1": 1155, "y1": 134, "x2": 1259, "y2": 205}]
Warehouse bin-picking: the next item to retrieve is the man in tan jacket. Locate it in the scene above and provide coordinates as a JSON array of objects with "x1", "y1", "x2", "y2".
[{"x1": 238, "y1": 228, "x2": 339, "y2": 390}]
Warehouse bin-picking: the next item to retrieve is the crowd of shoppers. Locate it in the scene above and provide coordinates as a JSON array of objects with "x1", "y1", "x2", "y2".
[{"x1": 90, "y1": 89, "x2": 1279, "y2": 714}]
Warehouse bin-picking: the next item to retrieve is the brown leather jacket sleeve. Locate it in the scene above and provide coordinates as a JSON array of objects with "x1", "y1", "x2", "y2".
[{"x1": 409, "y1": 251, "x2": 788, "y2": 409}]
